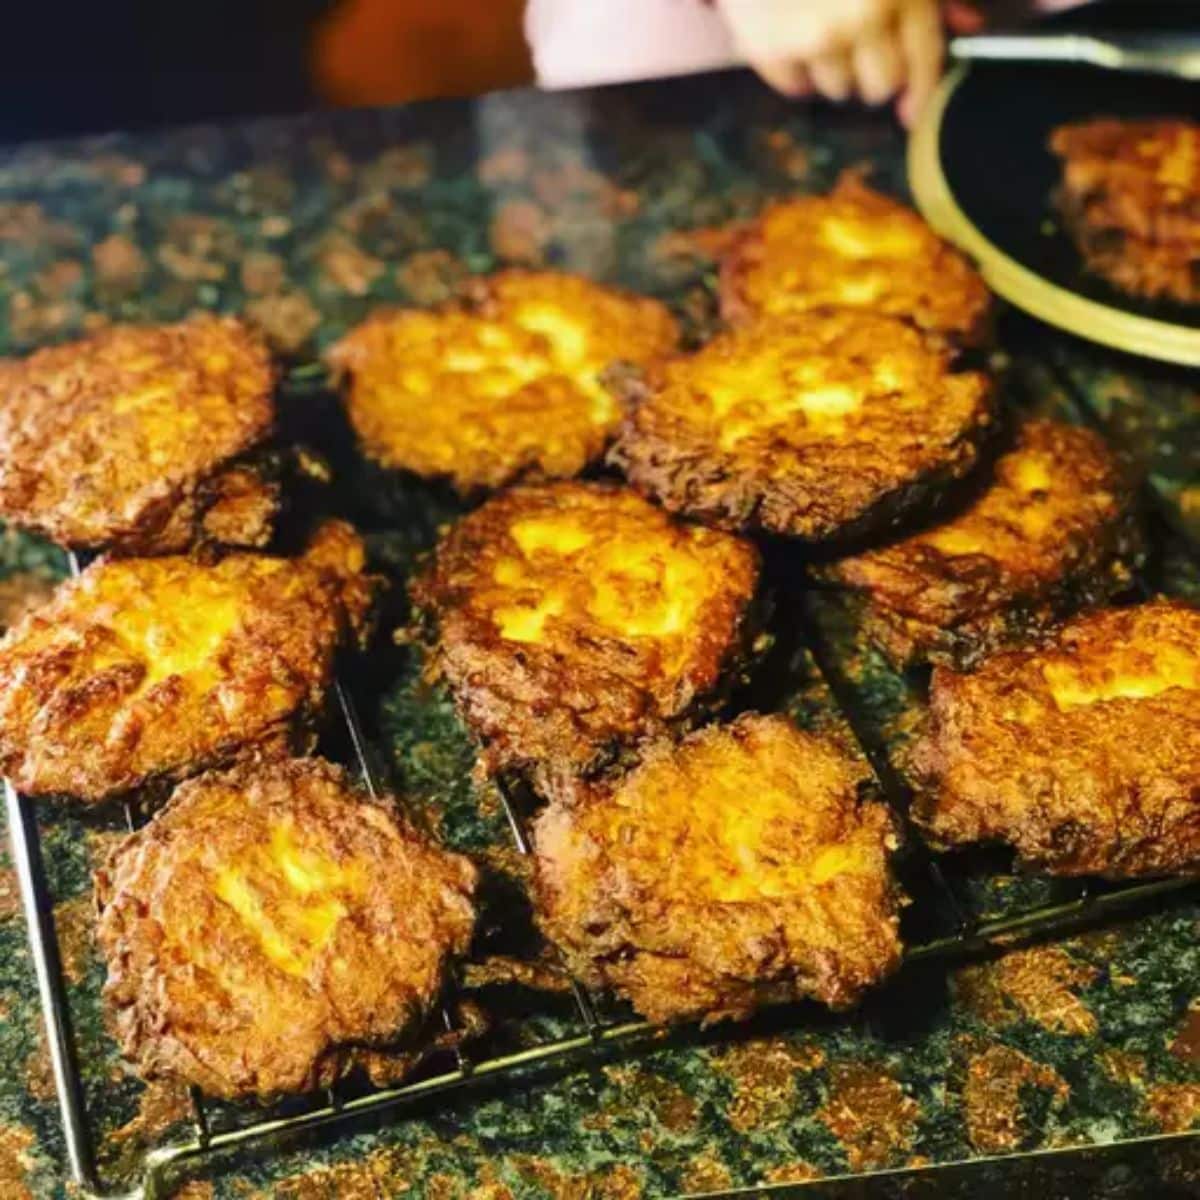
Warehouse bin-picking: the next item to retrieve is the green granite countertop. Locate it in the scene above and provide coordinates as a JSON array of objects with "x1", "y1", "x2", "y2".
[{"x1": 0, "y1": 72, "x2": 1197, "y2": 1199}]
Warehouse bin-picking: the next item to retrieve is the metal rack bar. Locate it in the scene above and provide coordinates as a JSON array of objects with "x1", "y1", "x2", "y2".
[
  {"x1": 138, "y1": 1015, "x2": 653, "y2": 1197},
  {"x1": 187, "y1": 1088, "x2": 210, "y2": 1148},
  {"x1": 905, "y1": 876, "x2": 1197, "y2": 964},
  {"x1": 494, "y1": 781, "x2": 606, "y2": 1039},
  {"x1": 4, "y1": 780, "x2": 105, "y2": 1195}
]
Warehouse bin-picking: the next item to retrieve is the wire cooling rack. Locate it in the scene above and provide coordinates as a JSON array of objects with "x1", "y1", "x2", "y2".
[
  {"x1": 6, "y1": 590, "x2": 1195, "y2": 1197},
  {"x1": 6, "y1": 353, "x2": 1200, "y2": 1197}
]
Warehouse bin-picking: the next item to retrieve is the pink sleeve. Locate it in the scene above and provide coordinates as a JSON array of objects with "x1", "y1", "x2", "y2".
[{"x1": 525, "y1": 0, "x2": 740, "y2": 90}]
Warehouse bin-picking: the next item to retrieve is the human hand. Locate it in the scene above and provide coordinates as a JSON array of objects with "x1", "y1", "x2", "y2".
[{"x1": 718, "y1": 0, "x2": 963, "y2": 127}]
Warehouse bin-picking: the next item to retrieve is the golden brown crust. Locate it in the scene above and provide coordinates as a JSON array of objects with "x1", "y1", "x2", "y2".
[
  {"x1": 410, "y1": 481, "x2": 760, "y2": 780},
  {"x1": 327, "y1": 270, "x2": 680, "y2": 493},
  {"x1": 95, "y1": 757, "x2": 477, "y2": 1101},
  {"x1": 0, "y1": 315, "x2": 277, "y2": 554},
  {"x1": 818, "y1": 421, "x2": 1143, "y2": 669},
  {"x1": 611, "y1": 309, "x2": 996, "y2": 542},
  {"x1": 196, "y1": 465, "x2": 281, "y2": 549},
  {"x1": 533, "y1": 714, "x2": 903, "y2": 1023},
  {"x1": 1050, "y1": 118, "x2": 1199, "y2": 304},
  {"x1": 910, "y1": 601, "x2": 1200, "y2": 877},
  {"x1": 0, "y1": 521, "x2": 377, "y2": 803},
  {"x1": 719, "y1": 177, "x2": 993, "y2": 345}
]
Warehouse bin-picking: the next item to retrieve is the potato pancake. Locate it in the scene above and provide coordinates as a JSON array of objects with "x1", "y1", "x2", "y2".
[
  {"x1": 611, "y1": 309, "x2": 996, "y2": 542},
  {"x1": 0, "y1": 314, "x2": 277, "y2": 554},
  {"x1": 720, "y1": 176, "x2": 992, "y2": 344},
  {"x1": 0, "y1": 521, "x2": 375, "y2": 803},
  {"x1": 533, "y1": 714, "x2": 903, "y2": 1023},
  {"x1": 327, "y1": 271, "x2": 680, "y2": 493},
  {"x1": 819, "y1": 421, "x2": 1143, "y2": 669},
  {"x1": 1050, "y1": 118, "x2": 1199, "y2": 304},
  {"x1": 95, "y1": 757, "x2": 477, "y2": 1101},
  {"x1": 411, "y1": 481, "x2": 760, "y2": 780},
  {"x1": 910, "y1": 600, "x2": 1200, "y2": 877}
]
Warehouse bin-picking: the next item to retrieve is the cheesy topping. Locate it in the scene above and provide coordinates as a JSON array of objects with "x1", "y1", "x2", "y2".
[
  {"x1": 493, "y1": 509, "x2": 709, "y2": 648},
  {"x1": 819, "y1": 215, "x2": 923, "y2": 260},
  {"x1": 1044, "y1": 643, "x2": 1199, "y2": 711},
  {"x1": 214, "y1": 819, "x2": 366, "y2": 977},
  {"x1": 648, "y1": 310, "x2": 975, "y2": 466},
  {"x1": 101, "y1": 571, "x2": 254, "y2": 692},
  {"x1": 587, "y1": 715, "x2": 886, "y2": 905}
]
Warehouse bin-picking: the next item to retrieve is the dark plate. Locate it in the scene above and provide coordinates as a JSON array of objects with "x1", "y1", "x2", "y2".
[{"x1": 908, "y1": 0, "x2": 1200, "y2": 364}]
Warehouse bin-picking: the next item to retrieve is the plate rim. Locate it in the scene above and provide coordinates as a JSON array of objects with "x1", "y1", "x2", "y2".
[{"x1": 907, "y1": 64, "x2": 1200, "y2": 367}]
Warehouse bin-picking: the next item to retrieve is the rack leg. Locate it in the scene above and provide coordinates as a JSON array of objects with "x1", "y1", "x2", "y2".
[{"x1": 4, "y1": 780, "x2": 102, "y2": 1194}]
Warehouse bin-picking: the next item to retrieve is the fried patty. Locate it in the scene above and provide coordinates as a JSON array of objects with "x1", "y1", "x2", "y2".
[
  {"x1": 1051, "y1": 118, "x2": 1199, "y2": 304},
  {"x1": 410, "y1": 481, "x2": 760, "y2": 781},
  {"x1": 910, "y1": 600, "x2": 1200, "y2": 877},
  {"x1": 95, "y1": 757, "x2": 478, "y2": 1101},
  {"x1": 611, "y1": 309, "x2": 996, "y2": 542},
  {"x1": 719, "y1": 176, "x2": 992, "y2": 344},
  {"x1": 0, "y1": 314, "x2": 277, "y2": 554},
  {"x1": 0, "y1": 521, "x2": 375, "y2": 803},
  {"x1": 533, "y1": 714, "x2": 903, "y2": 1023},
  {"x1": 326, "y1": 271, "x2": 680, "y2": 493},
  {"x1": 819, "y1": 420, "x2": 1143, "y2": 669},
  {"x1": 1051, "y1": 119, "x2": 1200, "y2": 244}
]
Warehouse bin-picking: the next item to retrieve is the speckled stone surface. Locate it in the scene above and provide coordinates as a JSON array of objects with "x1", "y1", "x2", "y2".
[{"x1": 0, "y1": 72, "x2": 1197, "y2": 1199}]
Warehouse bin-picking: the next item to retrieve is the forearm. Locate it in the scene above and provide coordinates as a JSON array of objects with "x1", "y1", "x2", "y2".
[{"x1": 525, "y1": 0, "x2": 738, "y2": 89}]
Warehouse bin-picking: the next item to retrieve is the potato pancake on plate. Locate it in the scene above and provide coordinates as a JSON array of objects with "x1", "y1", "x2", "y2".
[
  {"x1": 411, "y1": 481, "x2": 760, "y2": 781},
  {"x1": 0, "y1": 314, "x2": 277, "y2": 554},
  {"x1": 533, "y1": 714, "x2": 903, "y2": 1023},
  {"x1": 611, "y1": 309, "x2": 995, "y2": 542},
  {"x1": 910, "y1": 600, "x2": 1200, "y2": 877},
  {"x1": 1050, "y1": 118, "x2": 1199, "y2": 304},
  {"x1": 819, "y1": 420, "x2": 1143, "y2": 669},
  {"x1": 720, "y1": 176, "x2": 992, "y2": 345},
  {"x1": 0, "y1": 521, "x2": 375, "y2": 803},
  {"x1": 327, "y1": 271, "x2": 679, "y2": 493},
  {"x1": 96, "y1": 757, "x2": 477, "y2": 1101}
]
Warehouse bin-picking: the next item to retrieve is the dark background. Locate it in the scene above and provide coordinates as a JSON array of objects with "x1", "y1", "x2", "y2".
[{"x1": 1, "y1": 1, "x2": 331, "y2": 143}]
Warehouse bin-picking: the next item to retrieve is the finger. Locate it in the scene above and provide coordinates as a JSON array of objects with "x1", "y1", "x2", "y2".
[
  {"x1": 942, "y1": 1, "x2": 985, "y2": 33},
  {"x1": 898, "y1": 0, "x2": 944, "y2": 127},
  {"x1": 720, "y1": 0, "x2": 847, "y2": 61},
  {"x1": 752, "y1": 57, "x2": 814, "y2": 98},
  {"x1": 809, "y1": 51, "x2": 854, "y2": 103},
  {"x1": 852, "y1": 29, "x2": 904, "y2": 105}
]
